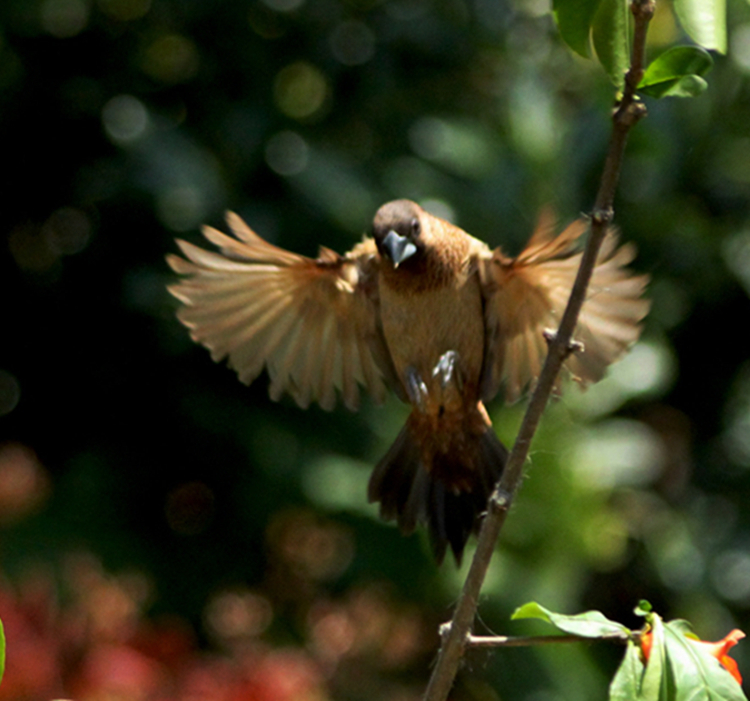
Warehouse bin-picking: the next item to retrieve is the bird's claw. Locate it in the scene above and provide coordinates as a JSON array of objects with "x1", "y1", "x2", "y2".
[
  {"x1": 405, "y1": 367, "x2": 429, "y2": 411},
  {"x1": 432, "y1": 350, "x2": 464, "y2": 393}
]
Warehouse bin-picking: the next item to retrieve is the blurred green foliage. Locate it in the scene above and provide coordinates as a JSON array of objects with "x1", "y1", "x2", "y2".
[{"x1": 2, "y1": 0, "x2": 750, "y2": 699}]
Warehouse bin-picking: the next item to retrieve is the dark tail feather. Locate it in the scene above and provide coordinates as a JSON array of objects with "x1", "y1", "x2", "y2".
[{"x1": 368, "y1": 419, "x2": 508, "y2": 565}]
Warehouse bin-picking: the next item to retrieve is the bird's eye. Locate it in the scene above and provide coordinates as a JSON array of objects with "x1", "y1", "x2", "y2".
[{"x1": 410, "y1": 218, "x2": 421, "y2": 237}]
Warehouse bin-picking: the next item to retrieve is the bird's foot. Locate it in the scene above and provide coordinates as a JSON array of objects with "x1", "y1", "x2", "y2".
[
  {"x1": 432, "y1": 350, "x2": 464, "y2": 393},
  {"x1": 405, "y1": 366, "x2": 429, "y2": 411}
]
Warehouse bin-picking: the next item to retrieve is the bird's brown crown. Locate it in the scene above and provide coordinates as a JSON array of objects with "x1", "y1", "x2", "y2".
[{"x1": 372, "y1": 200, "x2": 469, "y2": 291}]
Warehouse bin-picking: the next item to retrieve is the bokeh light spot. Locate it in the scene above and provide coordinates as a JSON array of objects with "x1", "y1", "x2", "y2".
[
  {"x1": 610, "y1": 340, "x2": 675, "y2": 395},
  {"x1": 261, "y1": 0, "x2": 305, "y2": 12},
  {"x1": 248, "y1": 4, "x2": 287, "y2": 38},
  {"x1": 204, "y1": 589, "x2": 273, "y2": 641},
  {"x1": 165, "y1": 481, "x2": 215, "y2": 535},
  {"x1": 712, "y1": 550, "x2": 750, "y2": 604},
  {"x1": 265, "y1": 130, "x2": 309, "y2": 176},
  {"x1": 9, "y1": 207, "x2": 92, "y2": 274},
  {"x1": 43, "y1": 206, "x2": 93, "y2": 255},
  {"x1": 508, "y1": 79, "x2": 559, "y2": 162},
  {"x1": 0, "y1": 443, "x2": 51, "y2": 524},
  {"x1": 102, "y1": 94, "x2": 149, "y2": 144},
  {"x1": 302, "y1": 455, "x2": 372, "y2": 514},
  {"x1": 0, "y1": 371, "x2": 21, "y2": 417},
  {"x1": 267, "y1": 509, "x2": 354, "y2": 582},
  {"x1": 570, "y1": 419, "x2": 665, "y2": 489},
  {"x1": 409, "y1": 116, "x2": 499, "y2": 178},
  {"x1": 730, "y1": 23, "x2": 750, "y2": 73},
  {"x1": 41, "y1": 0, "x2": 89, "y2": 38},
  {"x1": 97, "y1": 0, "x2": 151, "y2": 21},
  {"x1": 571, "y1": 340, "x2": 675, "y2": 419},
  {"x1": 141, "y1": 34, "x2": 199, "y2": 84},
  {"x1": 723, "y1": 228, "x2": 750, "y2": 296},
  {"x1": 156, "y1": 186, "x2": 207, "y2": 232},
  {"x1": 329, "y1": 20, "x2": 376, "y2": 66},
  {"x1": 420, "y1": 198, "x2": 456, "y2": 224},
  {"x1": 721, "y1": 362, "x2": 750, "y2": 468},
  {"x1": 273, "y1": 62, "x2": 329, "y2": 120}
]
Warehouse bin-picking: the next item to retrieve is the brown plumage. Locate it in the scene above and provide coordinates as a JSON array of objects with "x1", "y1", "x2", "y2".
[{"x1": 166, "y1": 200, "x2": 649, "y2": 564}]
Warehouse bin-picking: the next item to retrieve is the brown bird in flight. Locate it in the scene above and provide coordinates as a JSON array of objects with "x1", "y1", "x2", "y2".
[{"x1": 167, "y1": 200, "x2": 649, "y2": 563}]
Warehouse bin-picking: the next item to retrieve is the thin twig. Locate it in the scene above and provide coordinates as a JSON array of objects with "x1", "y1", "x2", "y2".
[
  {"x1": 422, "y1": 4, "x2": 654, "y2": 701},
  {"x1": 465, "y1": 633, "x2": 630, "y2": 648}
]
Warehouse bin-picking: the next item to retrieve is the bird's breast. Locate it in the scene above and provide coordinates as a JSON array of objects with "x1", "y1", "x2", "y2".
[{"x1": 379, "y1": 274, "x2": 485, "y2": 412}]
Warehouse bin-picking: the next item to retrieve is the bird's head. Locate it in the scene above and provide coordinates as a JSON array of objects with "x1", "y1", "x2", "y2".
[{"x1": 372, "y1": 200, "x2": 426, "y2": 270}]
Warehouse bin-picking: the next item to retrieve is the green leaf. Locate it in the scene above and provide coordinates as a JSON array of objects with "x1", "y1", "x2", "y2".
[
  {"x1": 663, "y1": 620, "x2": 746, "y2": 701},
  {"x1": 553, "y1": 0, "x2": 603, "y2": 57},
  {"x1": 638, "y1": 46, "x2": 713, "y2": 98},
  {"x1": 512, "y1": 602, "x2": 631, "y2": 639},
  {"x1": 610, "y1": 639, "x2": 647, "y2": 701},
  {"x1": 673, "y1": 0, "x2": 727, "y2": 53},
  {"x1": 0, "y1": 617, "x2": 4, "y2": 685},
  {"x1": 639, "y1": 74, "x2": 708, "y2": 98},
  {"x1": 637, "y1": 601, "x2": 653, "y2": 615},
  {"x1": 592, "y1": 0, "x2": 630, "y2": 89},
  {"x1": 640, "y1": 613, "x2": 673, "y2": 701}
]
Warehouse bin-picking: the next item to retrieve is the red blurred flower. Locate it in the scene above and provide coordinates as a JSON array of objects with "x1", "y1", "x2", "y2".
[{"x1": 640, "y1": 628, "x2": 745, "y2": 684}]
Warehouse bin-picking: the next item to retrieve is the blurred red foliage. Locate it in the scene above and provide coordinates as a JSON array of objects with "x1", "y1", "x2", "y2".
[{"x1": 0, "y1": 508, "x2": 433, "y2": 701}]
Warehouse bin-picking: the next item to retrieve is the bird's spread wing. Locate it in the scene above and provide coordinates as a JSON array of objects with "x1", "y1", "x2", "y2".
[
  {"x1": 476, "y1": 213, "x2": 650, "y2": 403},
  {"x1": 167, "y1": 212, "x2": 397, "y2": 411}
]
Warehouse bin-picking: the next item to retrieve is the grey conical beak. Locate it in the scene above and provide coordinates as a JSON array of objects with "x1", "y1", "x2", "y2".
[{"x1": 382, "y1": 230, "x2": 417, "y2": 268}]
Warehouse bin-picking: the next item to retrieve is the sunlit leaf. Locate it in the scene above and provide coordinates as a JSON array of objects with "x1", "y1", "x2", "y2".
[
  {"x1": 640, "y1": 74, "x2": 708, "y2": 98},
  {"x1": 512, "y1": 602, "x2": 631, "y2": 638},
  {"x1": 592, "y1": 0, "x2": 630, "y2": 89},
  {"x1": 553, "y1": 0, "x2": 603, "y2": 57},
  {"x1": 638, "y1": 46, "x2": 713, "y2": 98},
  {"x1": 640, "y1": 613, "x2": 672, "y2": 701},
  {"x1": 673, "y1": 0, "x2": 727, "y2": 53},
  {"x1": 609, "y1": 639, "x2": 646, "y2": 701},
  {"x1": 663, "y1": 620, "x2": 747, "y2": 700}
]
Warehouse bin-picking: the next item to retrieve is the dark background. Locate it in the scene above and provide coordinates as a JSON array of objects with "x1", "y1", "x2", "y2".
[{"x1": 2, "y1": 0, "x2": 750, "y2": 698}]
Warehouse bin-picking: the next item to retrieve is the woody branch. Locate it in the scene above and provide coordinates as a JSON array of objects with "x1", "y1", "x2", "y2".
[{"x1": 422, "y1": 3, "x2": 654, "y2": 701}]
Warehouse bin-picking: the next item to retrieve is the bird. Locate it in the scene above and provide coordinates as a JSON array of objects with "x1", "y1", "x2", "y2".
[{"x1": 166, "y1": 200, "x2": 649, "y2": 564}]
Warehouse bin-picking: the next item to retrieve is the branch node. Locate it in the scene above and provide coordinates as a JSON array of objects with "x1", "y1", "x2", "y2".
[
  {"x1": 543, "y1": 329, "x2": 585, "y2": 356},
  {"x1": 591, "y1": 207, "x2": 613, "y2": 227},
  {"x1": 616, "y1": 99, "x2": 648, "y2": 127},
  {"x1": 631, "y1": 0, "x2": 655, "y2": 20},
  {"x1": 489, "y1": 489, "x2": 512, "y2": 514}
]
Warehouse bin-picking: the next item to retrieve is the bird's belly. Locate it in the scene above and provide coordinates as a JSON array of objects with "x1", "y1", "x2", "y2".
[{"x1": 380, "y1": 281, "x2": 485, "y2": 410}]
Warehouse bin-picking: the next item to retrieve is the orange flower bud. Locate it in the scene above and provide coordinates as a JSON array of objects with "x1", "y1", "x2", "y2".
[
  {"x1": 639, "y1": 628, "x2": 744, "y2": 684},
  {"x1": 694, "y1": 629, "x2": 745, "y2": 685}
]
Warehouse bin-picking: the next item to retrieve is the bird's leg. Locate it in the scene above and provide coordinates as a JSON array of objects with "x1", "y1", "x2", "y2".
[
  {"x1": 432, "y1": 350, "x2": 464, "y2": 394},
  {"x1": 405, "y1": 366, "x2": 429, "y2": 411}
]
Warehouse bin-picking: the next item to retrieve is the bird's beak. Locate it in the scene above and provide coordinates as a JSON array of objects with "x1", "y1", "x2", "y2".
[{"x1": 382, "y1": 230, "x2": 417, "y2": 268}]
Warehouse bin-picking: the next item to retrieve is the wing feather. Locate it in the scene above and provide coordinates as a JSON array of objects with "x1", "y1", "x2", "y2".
[
  {"x1": 478, "y1": 216, "x2": 649, "y2": 403},
  {"x1": 167, "y1": 212, "x2": 393, "y2": 410}
]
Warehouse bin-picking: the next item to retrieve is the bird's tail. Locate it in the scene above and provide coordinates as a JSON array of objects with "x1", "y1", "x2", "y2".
[{"x1": 367, "y1": 404, "x2": 508, "y2": 564}]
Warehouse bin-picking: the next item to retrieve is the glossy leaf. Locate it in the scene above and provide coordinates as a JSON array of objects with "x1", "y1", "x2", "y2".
[
  {"x1": 673, "y1": 0, "x2": 727, "y2": 53},
  {"x1": 640, "y1": 74, "x2": 708, "y2": 98},
  {"x1": 512, "y1": 602, "x2": 631, "y2": 639},
  {"x1": 638, "y1": 46, "x2": 713, "y2": 98},
  {"x1": 552, "y1": 0, "x2": 602, "y2": 56},
  {"x1": 640, "y1": 613, "x2": 671, "y2": 701},
  {"x1": 664, "y1": 620, "x2": 746, "y2": 701},
  {"x1": 592, "y1": 0, "x2": 630, "y2": 89},
  {"x1": 610, "y1": 639, "x2": 646, "y2": 701}
]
